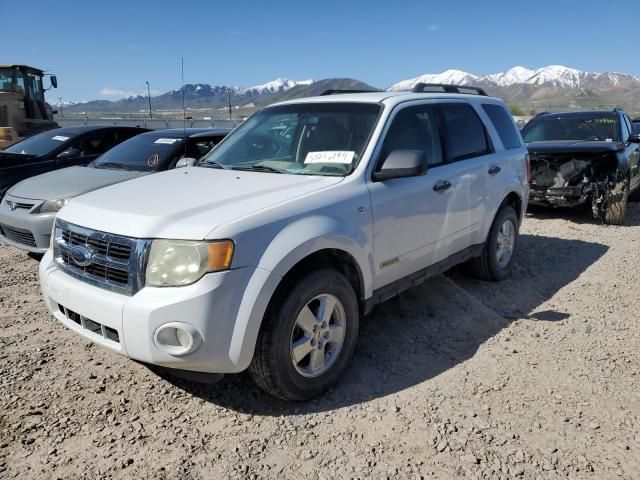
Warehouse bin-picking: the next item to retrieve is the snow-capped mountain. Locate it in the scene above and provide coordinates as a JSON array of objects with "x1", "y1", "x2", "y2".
[
  {"x1": 483, "y1": 66, "x2": 534, "y2": 86},
  {"x1": 391, "y1": 69, "x2": 479, "y2": 92},
  {"x1": 389, "y1": 65, "x2": 640, "y2": 91},
  {"x1": 161, "y1": 78, "x2": 313, "y2": 97},
  {"x1": 61, "y1": 78, "x2": 377, "y2": 114},
  {"x1": 242, "y1": 78, "x2": 314, "y2": 95}
]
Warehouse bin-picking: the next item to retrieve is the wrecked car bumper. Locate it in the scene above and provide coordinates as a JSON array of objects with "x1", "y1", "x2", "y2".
[{"x1": 529, "y1": 184, "x2": 590, "y2": 207}]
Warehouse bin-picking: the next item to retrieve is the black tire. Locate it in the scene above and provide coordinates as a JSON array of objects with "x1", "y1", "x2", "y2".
[
  {"x1": 470, "y1": 205, "x2": 519, "y2": 281},
  {"x1": 600, "y1": 180, "x2": 628, "y2": 225},
  {"x1": 249, "y1": 269, "x2": 359, "y2": 401}
]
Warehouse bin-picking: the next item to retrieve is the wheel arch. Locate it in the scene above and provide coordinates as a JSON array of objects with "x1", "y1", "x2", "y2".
[{"x1": 227, "y1": 215, "x2": 372, "y2": 370}]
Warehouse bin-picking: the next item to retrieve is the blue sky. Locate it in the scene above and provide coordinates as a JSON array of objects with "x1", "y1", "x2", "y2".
[{"x1": 3, "y1": 0, "x2": 636, "y2": 102}]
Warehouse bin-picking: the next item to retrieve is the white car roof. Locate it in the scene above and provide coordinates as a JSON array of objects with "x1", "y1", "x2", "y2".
[{"x1": 272, "y1": 91, "x2": 506, "y2": 108}]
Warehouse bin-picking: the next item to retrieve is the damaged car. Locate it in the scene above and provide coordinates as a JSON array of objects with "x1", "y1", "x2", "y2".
[{"x1": 522, "y1": 109, "x2": 640, "y2": 224}]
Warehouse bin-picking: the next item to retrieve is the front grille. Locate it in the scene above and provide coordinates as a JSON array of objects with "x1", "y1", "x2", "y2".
[
  {"x1": 5, "y1": 200, "x2": 35, "y2": 210},
  {"x1": 0, "y1": 224, "x2": 37, "y2": 247},
  {"x1": 58, "y1": 303, "x2": 120, "y2": 343},
  {"x1": 60, "y1": 250, "x2": 130, "y2": 286},
  {"x1": 53, "y1": 219, "x2": 150, "y2": 296},
  {"x1": 62, "y1": 230, "x2": 131, "y2": 261}
]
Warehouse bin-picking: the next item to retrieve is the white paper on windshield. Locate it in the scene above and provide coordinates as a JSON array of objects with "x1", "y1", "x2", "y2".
[
  {"x1": 154, "y1": 138, "x2": 180, "y2": 144},
  {"x1": 305, "y1": 151, "x2": 355, "y2": 164},
  {"x1": 52, "y1": 135, "x2": 69, "y2": 142}
]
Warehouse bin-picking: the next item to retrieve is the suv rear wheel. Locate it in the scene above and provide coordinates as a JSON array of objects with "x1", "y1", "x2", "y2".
[
  {"x1": 249, "y1": 269, "x2": 359, "y2": 401},
  {"x1": 470, "y1": 205, "x2": 519, "y2": 281}
]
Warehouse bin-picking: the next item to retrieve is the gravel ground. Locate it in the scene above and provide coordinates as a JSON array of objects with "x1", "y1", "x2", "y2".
[{"x1": 1, "y1": 204, "x2": 639, "y2": 480}]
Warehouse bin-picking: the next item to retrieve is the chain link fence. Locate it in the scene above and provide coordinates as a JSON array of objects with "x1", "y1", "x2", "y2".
[{"x1": 55, "y1": 118, "x2": 243, "y2": 130}]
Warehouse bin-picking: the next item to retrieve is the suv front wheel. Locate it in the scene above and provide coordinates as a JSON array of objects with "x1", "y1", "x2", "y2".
[
  {"x1": 470, "y1": 205, "x2": 519, "y2": 281},
  {"x1": 249, "y1": 269, "x2": 359, "y2": 401}
]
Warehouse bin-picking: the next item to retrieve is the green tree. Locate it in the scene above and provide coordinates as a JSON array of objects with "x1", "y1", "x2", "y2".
[{"x1": 509, "y1": 104, "x2": 526, "y2": 116}]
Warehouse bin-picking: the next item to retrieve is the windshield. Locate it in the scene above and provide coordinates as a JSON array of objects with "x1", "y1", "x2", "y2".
[
  {"x1": 3, "y1": 130, "x2": 80, "y2": 156},
  {"x1": 200, "y1": 103, "x2": 381, "y2": 176},
  {"x1": 0, "y1": 68, "x2": 20, "y2": 93},
  {"x1": 91, "y1": 135, "x2": 184, "y2": 172},
  {"x1": 522, "y1": 114, "x2": 620, "y2": 143}
]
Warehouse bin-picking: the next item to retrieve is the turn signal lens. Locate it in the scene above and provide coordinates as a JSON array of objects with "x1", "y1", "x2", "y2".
[{"x1": 207, "y1": 240, "x2": 234, "y2": 271}]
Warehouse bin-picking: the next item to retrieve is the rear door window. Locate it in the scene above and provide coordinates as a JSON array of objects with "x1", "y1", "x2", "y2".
[
  {"x1": 441, "y1": 103, "x2": 491, "y2": 162},
  {"x1": 482, "y1": 104, "x2": 522, "y2": 149}
]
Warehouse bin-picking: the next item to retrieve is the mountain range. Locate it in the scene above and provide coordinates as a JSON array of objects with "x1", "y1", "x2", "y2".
[{"x1": 60, "y1": 65, "x2": 640, "y2": 116}]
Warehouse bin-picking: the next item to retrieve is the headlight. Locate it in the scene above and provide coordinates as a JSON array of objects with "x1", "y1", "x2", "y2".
[
  {"x1": 145, "y1": 239, "x2": 234, "y2": 287},
  {"x1": 39, "y1": 198, "x2": 70, "y2": 213}
]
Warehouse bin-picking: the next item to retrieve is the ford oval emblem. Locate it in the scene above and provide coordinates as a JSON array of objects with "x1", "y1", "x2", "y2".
[{"x1": 70, "y1": 245, "x2": 94, "y2": 267}]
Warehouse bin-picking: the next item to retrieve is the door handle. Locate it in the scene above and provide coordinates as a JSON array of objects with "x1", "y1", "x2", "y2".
[
  {"x1": 433, "y1": 180, "x2": 452, "y2": 192},
  {"x1": 488, "y1": 165, "x2": 501, "y2": 175}
]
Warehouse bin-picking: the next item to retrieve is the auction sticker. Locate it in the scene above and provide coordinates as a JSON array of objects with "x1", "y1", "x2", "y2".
[
  {"x1": 305, "y1": 151, "x2": 355, "y2": 164},
  {"x1": 52, "y1": 135, "x2": 70, "y2": 141},
  {"x1": 154, "y1": 138, "x2": 179, "y2": 144}
]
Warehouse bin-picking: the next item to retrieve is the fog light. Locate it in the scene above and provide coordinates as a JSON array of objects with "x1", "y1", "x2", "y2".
[
  {"x1": 153, "y1": 323, "x2": 202, "y2": 356},
  {"x1": 176, "y1": 329, "x2": 191, "y2": 348}
]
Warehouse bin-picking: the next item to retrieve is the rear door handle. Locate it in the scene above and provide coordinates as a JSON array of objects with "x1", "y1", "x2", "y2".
[
  {"x1": 488, "y1": 165, "x2": 501, "y2": 175},
  {"x1": 433, "y1": 180, "x2": 452, "y2": 192}
]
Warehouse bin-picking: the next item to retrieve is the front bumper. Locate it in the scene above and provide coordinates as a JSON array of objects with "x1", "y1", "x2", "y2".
[
  {"x1": 0, "y1": 195, "x2": 54, "y2": 253},
  {"x1": 39, "y1": 249, "x2": 278, "y2": 373},
  {"x1": 529, "y1": 184, "x2": 590, "y2": 207}
]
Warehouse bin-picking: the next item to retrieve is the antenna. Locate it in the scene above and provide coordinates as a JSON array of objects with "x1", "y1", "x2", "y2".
[{"x1": 181, "y1": 57, "x2": 188, "y2": 167}]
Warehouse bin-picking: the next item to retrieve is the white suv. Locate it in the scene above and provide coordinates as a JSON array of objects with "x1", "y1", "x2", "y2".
[{"x1": 39, "y1": 85, "x2": 529, "y2": 401}]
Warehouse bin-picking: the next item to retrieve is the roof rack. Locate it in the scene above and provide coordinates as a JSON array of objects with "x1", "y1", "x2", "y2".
[
  {"x1": 320, "y1": 89, "x2": 381, "y2": 96},
  {"x1": 411, "y1": 83, "x2": 488, "y2": 96}
]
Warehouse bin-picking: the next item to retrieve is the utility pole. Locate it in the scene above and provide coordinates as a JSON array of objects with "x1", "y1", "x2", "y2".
[
  {"x1": 58, "y1": 97, "x2": 63, "y2": 118},
  {"x1": 228, "y1": 90, "x2": 232, "y2": 120},
  {"x1": 146, "y1": 81, "x2": 153, "y2": 119}
]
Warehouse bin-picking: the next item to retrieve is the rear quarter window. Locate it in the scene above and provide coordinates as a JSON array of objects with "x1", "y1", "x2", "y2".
[
  {"x1": 482, "y1": 104, "x2": 523, "y2": 150},
  {"x1": 441, "y1": 103, "x2": 491, "y2": 161}
]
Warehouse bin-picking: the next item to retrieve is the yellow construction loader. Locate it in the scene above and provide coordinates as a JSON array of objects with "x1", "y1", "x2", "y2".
[{"x1": 0, "y1": 65, "x2": 58, "y2": 149}]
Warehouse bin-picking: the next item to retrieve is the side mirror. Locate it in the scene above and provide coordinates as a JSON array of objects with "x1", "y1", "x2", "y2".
[
  {"x1": 373, "y1": 150, "x2": 426, "y2": 181},
  {"x1": 627, "y1": 133, "x2": 640, "y2": 143},
  {"x1": 175, "y1": 157, "x2": 197, "y2": 168},
  {"x1": 57, "y1": 148, "x2": 81, "y2": 159},
  {"x1": 52, "y1": 109, "x2": 58, "y2": 115},
  {"x1": 50, "y1": 76, "x2": 58, "y2": 89}
]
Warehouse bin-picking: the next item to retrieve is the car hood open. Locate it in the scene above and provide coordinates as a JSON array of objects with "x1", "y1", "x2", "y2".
[
  {"x1": 9, "y1": 166, "x2": 148, "y2": 200},
  {"x1": 58, "y1": 168, "x2": 343, "y2": 239}
]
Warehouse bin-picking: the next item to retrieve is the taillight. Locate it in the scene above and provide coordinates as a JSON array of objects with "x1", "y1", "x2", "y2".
[{"x1": 525, "y1": 153, "x2": 532, "y2": 184}]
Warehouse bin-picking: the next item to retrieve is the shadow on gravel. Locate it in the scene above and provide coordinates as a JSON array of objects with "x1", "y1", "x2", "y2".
[
  {"x1": 160, "y1": 234, "x2": 608, "y2": 415},
  {"x1": 526, "y1": 201, "x2": 640, "y2": 227}
]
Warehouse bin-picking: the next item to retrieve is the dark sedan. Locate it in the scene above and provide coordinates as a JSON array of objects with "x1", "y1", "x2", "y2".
[
  {"x1": 0, "y1": 126, "x2": 149, "y2": 196},
  {"x1": 0, "y1": 128, "x2": 231, "y2": 253}
]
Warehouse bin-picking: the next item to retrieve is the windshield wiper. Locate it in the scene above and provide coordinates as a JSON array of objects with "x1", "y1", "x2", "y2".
[
  {"x1": 230, "y1": 165, "x2": 286, "y2": 174},
  {"x1": 94, "y1": 162, "x2": 134, "y2": 171},
  {"x1": 199, "y1": 160, "x2": 226, "y2": 169}
]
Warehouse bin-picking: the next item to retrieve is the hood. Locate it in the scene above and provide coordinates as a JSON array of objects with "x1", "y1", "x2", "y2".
[
  {"x1": 0, "y1": 152, "x2": 38, "y2": 168},
  {"x1": 58, "y1": 168, "x2": 343, "y2": 239},
  {"x1": 526, "y1": 140, "x2": 625, "y2": 155},
  {"x1": 9, "y1": 166, "x2": 148, "y2": 200}
]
